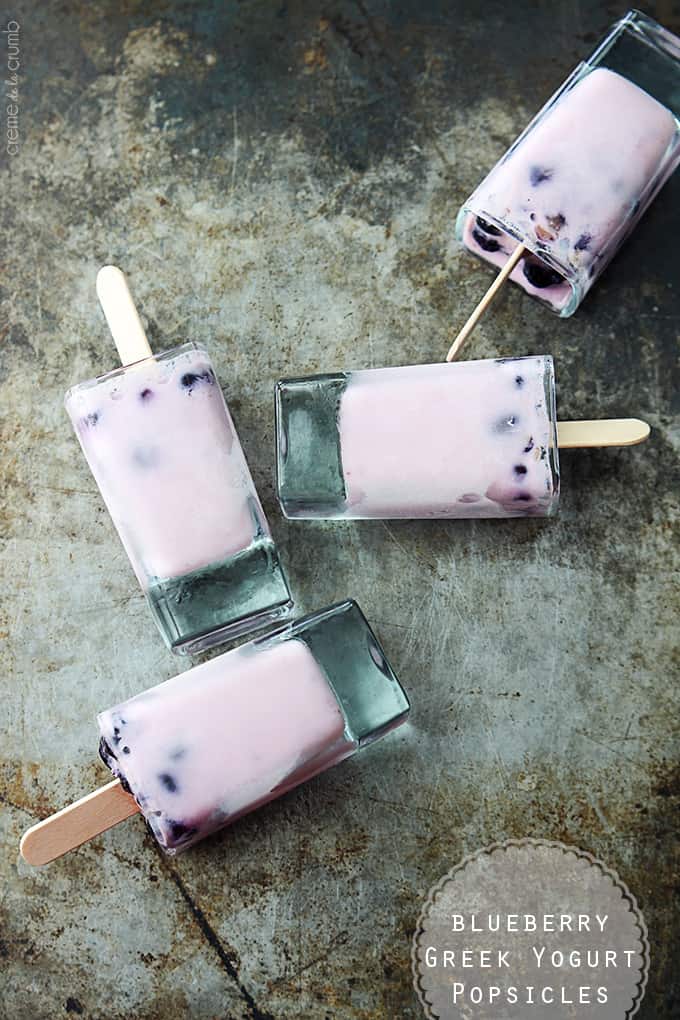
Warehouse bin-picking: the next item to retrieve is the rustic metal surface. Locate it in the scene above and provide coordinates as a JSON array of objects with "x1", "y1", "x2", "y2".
[{"x1": 1, "y1": 2, "x2": 678, "y2": 1017}]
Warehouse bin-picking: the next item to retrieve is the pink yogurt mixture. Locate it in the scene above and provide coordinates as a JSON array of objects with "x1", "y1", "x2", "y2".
[
  {"x1": 98, "y1": 638, "x2": 353, "y2": 853},
  {"x1": 338, "y1": 357, "x2": 557, "y2": 518},
  {"x1": 462, "y1": 68, "x2": 678, "y2": 310},
  {"x1": 65, "y1": 346, "x2": 266, "y2": 583}
]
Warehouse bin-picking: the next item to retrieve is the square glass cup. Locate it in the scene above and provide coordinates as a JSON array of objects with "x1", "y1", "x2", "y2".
[
  {"x1": 65, "y1": 342, "x2": 292, "y2": 654},
  {"x1": 276, "y1": 356, "x2": 559, "y2": 520},
  {"x1": 98, "y1": 599, "x2": 410, "y2": 854},
  {"x1": 456, "y1": 10, "x2": 680, "y2": 315}
]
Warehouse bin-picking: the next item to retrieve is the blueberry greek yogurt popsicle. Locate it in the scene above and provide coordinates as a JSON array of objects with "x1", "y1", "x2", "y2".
[
  {"x1": 456, "y1": 11, "x2": 680, "y2": 319},
  {"x1": 277, "y1": 356, "x2": 559, "y2": 519},
  {"x1": 20, "y1": 601, "x2": 410, "y2": 863},
  {"x1": 65, "y1": 269, "x2": 292, "y2": 654},
  {"x1": 276, "y1": 355, "x2": 650, "y2": 521}
]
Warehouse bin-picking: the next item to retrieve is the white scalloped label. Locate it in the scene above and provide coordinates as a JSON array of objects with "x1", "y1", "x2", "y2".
[{"x1": 412, "y1": 840, "x2": 648, "y2": 1019}]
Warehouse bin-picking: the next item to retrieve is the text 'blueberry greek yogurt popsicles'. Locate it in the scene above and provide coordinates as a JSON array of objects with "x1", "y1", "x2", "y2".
[
  {"x1": 449, "y1": 11, "x2": 680, "y2": 355},
  {"x1": 19, "y1": 601, "x2": 410, "y2": 864},
  {"x1": 275, "y1": 355, "x2": 650, "y2": 520},
  {"x1": 64, "y1": 268, "x2": 292, "y2": 654}
]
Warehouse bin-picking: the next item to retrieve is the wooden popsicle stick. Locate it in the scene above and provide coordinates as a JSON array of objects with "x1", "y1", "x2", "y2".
[
  {"x1": 446, "y1": 244, "x2": 526, "y2": 362},
  {"x1": 557, "y1": 418, "x2": 650, "y2": 449},
  {"x1": 19, "y1": 779, "x2": 139, "y2": 866},
  {"x1": 96, "y1": 265, "x2": 153, "y2": 366}
]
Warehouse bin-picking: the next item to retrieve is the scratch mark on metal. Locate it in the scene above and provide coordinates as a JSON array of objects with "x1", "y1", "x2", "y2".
[{"x1": 161, "y1": 858, "x2": 276, "y2": 1020}]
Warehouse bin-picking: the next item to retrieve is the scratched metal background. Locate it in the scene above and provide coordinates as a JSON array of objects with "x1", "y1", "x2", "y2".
[{"x1": 1, "y1": 2, "x2": 678, "y2": 1018}]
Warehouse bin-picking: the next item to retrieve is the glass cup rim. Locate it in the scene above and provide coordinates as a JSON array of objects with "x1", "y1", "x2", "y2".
[
  {"x1": 588, "y1": 9, "x2": 680, "y2": 70},
  {"x1": 64, "y1": 340, "x2": 207, "y2": 400}
]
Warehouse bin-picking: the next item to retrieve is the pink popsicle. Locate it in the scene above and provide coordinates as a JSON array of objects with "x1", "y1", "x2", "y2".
[
  {"x1": 99, "y1": 639, "x2": 354, "y2": 853},
  {"x1": 459, "y1": 67, "x2": 679, "y2": 313},
  {"x1": 65, "y1": 345, "x2": 263, "y2": 583},
  {"x1": 338, "y1": 357, "x2": 557, "y2": 518}
]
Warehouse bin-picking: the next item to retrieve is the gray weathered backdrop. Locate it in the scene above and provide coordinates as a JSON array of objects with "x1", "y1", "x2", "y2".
[{"x1": 1, "y1": 2, "x2": 678, "y2": 1018}]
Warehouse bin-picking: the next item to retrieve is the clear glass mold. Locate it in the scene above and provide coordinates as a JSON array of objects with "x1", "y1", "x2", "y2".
[
  {"x1": 65, "y1": 342, "x2": 292, "y2": 654},
  {"x1": 97, "y1": 599, "x2": 410, "y2": 854},
  {"x1": 456, "y1": 10, "x2": 680, "y2": 315},
  {"x1": 276, "y1": 356, "x2": 559, "y2": 520}
]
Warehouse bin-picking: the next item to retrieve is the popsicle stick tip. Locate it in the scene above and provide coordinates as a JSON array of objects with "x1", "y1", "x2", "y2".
[
  {"x1": 632, "y1": 418, "x2": 651, "y2": 443},
  {"x1": 96, "y1": 264, "x2": 125, "y2": 291},
  {"x1": 19, "y1": 827, "x2": 45, "y2": 866}
]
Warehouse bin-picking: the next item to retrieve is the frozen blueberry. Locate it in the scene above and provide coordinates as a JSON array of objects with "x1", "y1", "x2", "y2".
[
  {"x1": 169, "y1": 821, "x2": 198, "y2": 843},
  {"x1": 98, "y1": 736, "x2": 114, "y2": 767},
  {"x1": 522, "y1": 258, "x2": 563, "y2": 289},
  {"x1": 574, "y1": 233, "x2": 591, "y2": 252},
  {"x1": 159, "y1": 773, "x2": 178, "y2": 793},
  {"x1": 132, "y1": 446, "x2": 160, "y2": 469},
  {"x1": 529, "y1": 166, "x2": 553, "y2": 186},
  {"x1": 515, "y1": 375, "x2": 524, "y2": 388},
  {"x1": 514, "y1": 464, "x2": 528, "y2": 476},
  {"x1": 180, "y1": 368, "x2": 216, "y2": 393},
  {"x1": 471, "y1": 227, "x2": 501, "y2": 253},
  {"x1": 140, "y1": 388, "x2": 153, "y2": 401},
  {"x1": 475, "y1": 216, "x2": 502, "y2": 237},
  {"x1": 99, "y1": 737, "x2": 133, "y2": 791},
  {"x1": 122, "y1": 745, "x2": 130, "y2": 755},
  {"x1": 494, "y1": 414, "x2": 518, "y2": 434}
]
